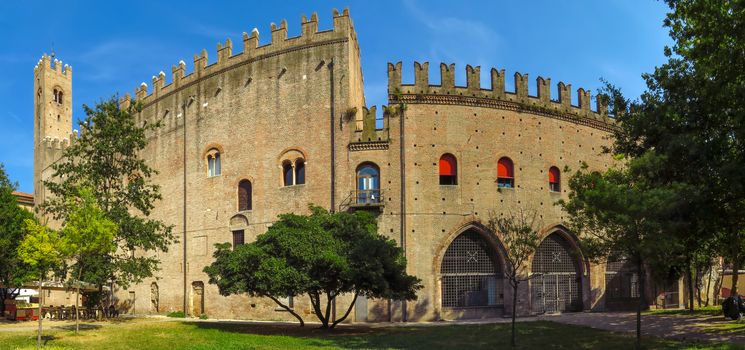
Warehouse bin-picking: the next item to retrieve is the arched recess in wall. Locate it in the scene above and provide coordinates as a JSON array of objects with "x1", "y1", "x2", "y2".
[
  {"x1": 237, "y1": 179, "x2": 252, "y2": 211},
  {"x1": 530, "y1": 228, "x2": 584, "y2": 314},
  {"x1": 434, "y1": 222, "x2": 508, "y2": 314}
]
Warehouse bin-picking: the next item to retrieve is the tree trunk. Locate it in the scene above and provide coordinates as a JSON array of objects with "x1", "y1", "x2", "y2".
[
  {"x1": 266, "y1": 295, "x2": 304, "y2": 327},
  {"x1": 704, "y1": 267, "x2": 712, "y2": 307},
  {"x1": 75, "y1": 267, "x2": 83, "y2": 334},
  {"x1": 635, "y1": 257, "x2": 643, "y2": 350},
  {"x1": 330, "y1": 292, "x2": 359, "y2": 329},
  {"x1": 511, "y1": 280, "x2": 518, "y2": 348},
  {"x1": 323, "y1": 292, "x2": 334, "y2": 329},
  {"x1": 732, "y1": 259, "x2": 740, "y2": 296},
  {"x1": 37, "y1": 274, "x2": 43, "y2": 350},
  {"x1": 687, "y1": 266, "x2": 695, "y2": 312},
  {"x1": 309, "y1": 292, "x2": 328, "y2": 328}
]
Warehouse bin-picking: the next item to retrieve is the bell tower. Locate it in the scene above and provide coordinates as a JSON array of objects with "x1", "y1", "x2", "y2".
[{"x1": 33, "y1": 53, "x2": 73, "y2": 211}]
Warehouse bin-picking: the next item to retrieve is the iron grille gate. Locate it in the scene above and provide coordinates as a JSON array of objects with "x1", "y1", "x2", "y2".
[
  {"x1": 441, "y1": 230, "x2": 504, "y2": 308},
  {"x1": 531, "y1": 233, "x2": 582, "y2": 314}
]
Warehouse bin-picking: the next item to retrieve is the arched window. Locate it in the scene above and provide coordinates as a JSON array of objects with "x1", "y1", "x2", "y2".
[
  {"x1": 282, "y1": 161, "x2": 293, "y2": 186},
  {"x1": 497, "y1": 157, "x2": 514, "y2": 188},
  {"x1": 549, "y1": 166, "x2": 561, "y2": 192},
  {"x1": 356, "y1": 163, "x2": 380, "y2": 204},
  {"x1": 441, "y1": 230, "x2": 504, "y2": 307},
  {"x1": 207, "y1": 149, "x2": 221, "y2": 177},
  {"x1": 238, "y1": 180, "x2": 252, "y2": 211},
  {"x1": 295, "y1": 159, "x2": 305, "y2": 185},
  {"x1": 439, "y1": 154, "x2": 457, "y2": 185}
]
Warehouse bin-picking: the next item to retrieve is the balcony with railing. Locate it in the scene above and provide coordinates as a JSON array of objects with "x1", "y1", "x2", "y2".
[{"x1": 341, "y1": 189, "x2": 385, "y2": 211}]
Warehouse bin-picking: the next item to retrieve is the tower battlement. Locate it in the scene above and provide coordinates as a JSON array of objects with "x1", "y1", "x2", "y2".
[
  {"x1": 131, "y1": 8, "x2": 355, "y2": 107},
  {"x1": 34, "y1": 54, "x2": 72, "y2": 77},
  {"x1": 387, "y1": 62, "x2": 615, "y2": 130}
]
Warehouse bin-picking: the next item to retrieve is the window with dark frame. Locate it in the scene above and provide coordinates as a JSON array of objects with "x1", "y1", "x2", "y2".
[
  {"x1": 232, "y1": 230, "x2": 245, "y2": 247},
  {"x1": 295, "y1": 159, "x2": 305, "y2": 185},
  {"x1": 282, "y1": 161, "x2": 293, "y2": 186},
  {"x1": 439, "y1": 154, "x2": 458, "y2": 185}
]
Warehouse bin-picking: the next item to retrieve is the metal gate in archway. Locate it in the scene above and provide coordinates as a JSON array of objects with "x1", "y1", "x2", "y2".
[{"x1": 531, "y1": 233, "x2": 582, "y2": 314}]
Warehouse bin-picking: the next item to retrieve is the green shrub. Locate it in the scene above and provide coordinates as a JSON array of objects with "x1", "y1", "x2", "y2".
[
  {"x1": 199, "y1": 314, "x2": 208, "y2": 320},
  {"x1": 167, "y1": 311, "x2": 186, "y2": 318}
]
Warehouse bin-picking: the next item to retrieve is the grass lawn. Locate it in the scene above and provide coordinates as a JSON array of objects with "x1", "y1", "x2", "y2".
[
  {"x1": 0, "y1": 319, "x2": 742, "y2": 350},
  {"x1": 645, "y1": 306, "x2": 723, "y2": 317}
]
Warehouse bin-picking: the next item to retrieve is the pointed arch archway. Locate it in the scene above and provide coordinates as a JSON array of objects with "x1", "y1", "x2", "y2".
[
  {"x1": 529, "y1": 225, "x2": 587, "y2": 314},
  {"x1": 434, "y1": 222, "x2": 508, "y2": 319}
]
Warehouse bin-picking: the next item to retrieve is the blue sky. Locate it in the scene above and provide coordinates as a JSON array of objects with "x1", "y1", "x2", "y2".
[{"x1": 0, "y1": 1, "x2": 671, "y2": 193}]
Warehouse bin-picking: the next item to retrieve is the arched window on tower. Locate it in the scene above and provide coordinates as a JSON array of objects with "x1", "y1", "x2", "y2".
[
  {"x1": 238, "y1": 180, "x2": 252, "y2": 211},
  {"x1": 356, "y1": 163, "x2": 380, "y2": 204},
  {"x1": 207, "y1": 149, "x2": 221, "y2": 177},
  {"x1": 548, "y1": 166, "x2": 561, "y2": 192},
  {"x1": 282, "y1": 161, "x2": 293, "y2": 186},
  {"x1": 295, "y1": 159, "x2": 305, "y2": 185},
  {"x1": 497, "y1": 157, "x2": 514, "y2": 188},
  {"x1": 439, "y1": 154, "x2": 457, "y2": 185}
]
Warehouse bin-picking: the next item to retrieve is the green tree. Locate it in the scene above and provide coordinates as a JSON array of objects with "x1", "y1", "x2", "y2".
[
  {"x1": 0, "y1": 163, "x2": 36, "y2": 315},
  {"x1": 59, "y1": 188, "x2": 117, "y2": 334},
  {"x1": 608, "y1": 0, "x2": 745, "y2": 296},
  {"x1": 486, "y1": 208, "x2": 541, "y2": 348},
  {"x1": 42, "y1": 96, "x2": 174, "y2": 290},
  {"x1": 17, "y1": 219, "x2": 65, "y2": 350},
  {"x1": 204, "y1": 206, "x2": 422, "y2": 329},
  {"x1": 559, "y1": 156, "x2": 690, "y2": 350}
]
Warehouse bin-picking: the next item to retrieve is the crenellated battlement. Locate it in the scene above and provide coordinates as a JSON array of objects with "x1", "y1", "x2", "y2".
[
  {"x1": 42, "y1": 129, "x2": 78, "y2": 151},
  {"x1": 132, "y1": 8, "x2": 355, "y2": 107},
  {"x1": 34, "y1": 54, "x2": 73, "y2": 78},
  {"x1": 388, "y1": 62, "x2": 615, "y2": 131}
]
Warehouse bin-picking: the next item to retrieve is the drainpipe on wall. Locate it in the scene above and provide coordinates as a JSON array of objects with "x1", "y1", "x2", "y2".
[
  {"x1": 398, "y1": 100, "x2": 407, "y2": 322},
  {"x1": 328, "y1": 58, "x2": 337, "y2": 321},
  {"x1": 181, "y1": 99, "x2": 188, "y2": 315}
]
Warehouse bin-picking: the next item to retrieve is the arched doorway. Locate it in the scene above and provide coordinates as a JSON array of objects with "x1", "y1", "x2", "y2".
[
  {"x1": 531, "y1": 233, "x2": 582, "y2": 313},
  {"x1": 440, "y1": 230, "x2": 504, "y2": 308}
]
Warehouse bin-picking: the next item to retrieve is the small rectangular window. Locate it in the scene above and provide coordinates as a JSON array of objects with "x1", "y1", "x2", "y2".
[
  {"x1": 232, "y1": 230, "x2": 245, "y2": 247},
  {"x1": 277, "y1": 295, "x2": 294, "y2": 309}
]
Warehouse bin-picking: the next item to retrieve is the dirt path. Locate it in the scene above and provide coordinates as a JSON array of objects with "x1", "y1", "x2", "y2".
[{"x1": 542, "y1": 312, "x2": 745, "y2": 345}]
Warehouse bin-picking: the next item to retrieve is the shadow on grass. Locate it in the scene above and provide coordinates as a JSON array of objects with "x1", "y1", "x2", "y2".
[
  {"x1": 190, "y1": 320, "x2": 719, "y2": 349},
  {"x1": 50, "y1": 324, "x2": 103, "y2": 331},
  {"x1": 645, "y1": 306, "x2": 722, "y2": 317}
]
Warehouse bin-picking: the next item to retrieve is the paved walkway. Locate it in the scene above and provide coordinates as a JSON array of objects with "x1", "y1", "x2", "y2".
[{"x1": 541, "y1": 312, "x2": 745, "y2": 345}]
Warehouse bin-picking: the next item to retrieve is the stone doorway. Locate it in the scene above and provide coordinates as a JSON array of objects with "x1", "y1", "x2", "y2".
[
  {"x1": 150, "y1": 282, "x2": 159, "y2": 313},
  {"x1": 192, "y1": 281, "x2": 204, "y2": 316}
]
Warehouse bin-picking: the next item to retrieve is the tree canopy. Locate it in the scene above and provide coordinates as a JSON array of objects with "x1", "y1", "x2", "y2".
[
  {"x1": 204, "y1": 206, "x2": 422, "y2": 328},
  {"x1": 42, "y1": 96, "x2": 174, "y2": 289},
  {"x1": 0, "y1": 163, "x2": 36, "y2": 313}
]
